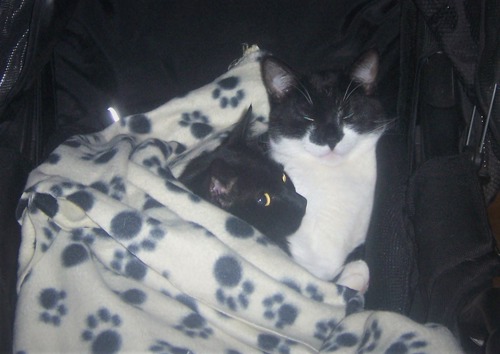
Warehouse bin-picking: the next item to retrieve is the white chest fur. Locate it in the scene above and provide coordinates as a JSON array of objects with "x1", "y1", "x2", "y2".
[{"x1": 270, "y1": 130, "x2": 381, "y2": 281}]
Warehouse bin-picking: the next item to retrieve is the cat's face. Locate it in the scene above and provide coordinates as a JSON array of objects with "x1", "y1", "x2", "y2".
[
  {"x1": 182, "y1": 107, "x2": 307, "y2": 251},
  {"x1": 262, "y1": 50, "x2": 385, "y2": 159},
  {"x1": 208, "y1": 151, "x2": 307, "y2": 249}
]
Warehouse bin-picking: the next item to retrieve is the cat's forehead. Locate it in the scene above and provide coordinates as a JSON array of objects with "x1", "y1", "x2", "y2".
[
  {"x1": 307, "y1": 71, "x2": 342, "y2": 90},
  {"x1": 234, "y1": 161, "x2": 284, "y2": 184}
]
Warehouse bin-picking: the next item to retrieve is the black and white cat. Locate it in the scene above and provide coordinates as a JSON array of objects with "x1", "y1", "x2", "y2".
[
  {"x1": 179, "y1": 107, "x2": 307, "y2": 252},
  {"x1": 261, "y1": 50, "x2": 388, "y2": 291}
]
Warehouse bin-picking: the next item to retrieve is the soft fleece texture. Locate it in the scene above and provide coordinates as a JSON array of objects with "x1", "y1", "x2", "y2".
[{"x1": 14, "y1": 47, "x2": 462, "y2": 353}]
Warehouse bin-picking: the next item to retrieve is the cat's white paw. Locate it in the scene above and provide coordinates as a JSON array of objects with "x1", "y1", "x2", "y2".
[{"x1": 335, "y1": 260, "x2": 369, "y2": 294}]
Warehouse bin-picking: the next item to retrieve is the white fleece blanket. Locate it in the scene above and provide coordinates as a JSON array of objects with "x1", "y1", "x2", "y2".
[{"x1": 14, "y1": 46, "x2": 463, "y2": 353}]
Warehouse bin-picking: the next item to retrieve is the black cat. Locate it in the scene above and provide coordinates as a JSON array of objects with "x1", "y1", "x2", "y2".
[{"x1": 179, "y1": 107, "x2": 307, "y2": 252}]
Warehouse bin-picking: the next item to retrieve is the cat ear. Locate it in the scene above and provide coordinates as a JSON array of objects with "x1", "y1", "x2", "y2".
[
  {"x1": 208, "y1": 159, "x2": 237, "y2": 208},
  {"x1": 350, "y1": 49, "x2": 379, "y2": 95},
  {"x1": 261, "y1": 57, "x2": 297, "y2": 100},
  {"x1": 226, "y1": 106, "x2": 253, "y2": 147}
]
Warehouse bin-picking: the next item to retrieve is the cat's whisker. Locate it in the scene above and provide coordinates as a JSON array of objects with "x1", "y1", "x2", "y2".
[
  {"x1": 292, "y1": 83, "x2": 313, "y2": 105},
  {"x1": 343, "y1": 82, "x2": 362, "y2": 104},
  {"x1": 342, "y1": 113, "x2": 355, "y2": 120},
  {"x1": 364, "y1": 118, "x2": 398, "y2": 135},
  {"x1": 342, "y1": 79, "x2": 354, "y2": 102}
]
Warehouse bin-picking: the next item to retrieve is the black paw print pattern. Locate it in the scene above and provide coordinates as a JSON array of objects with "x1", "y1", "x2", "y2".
[
  {"x1": 213, "y1": 255, "x2": 255, "y2": 311},
  {"x1": 179, "y1": 110, "x2": 213, "y2": 139},
  {"x1": 39, "y1": 288, "x2": 67, "y2": 326},
  {"x1": 305, "y1": 284, "x2": 324, "y2": 302},
  {"x1": 127, "y1": 220, "x2": 166, "y2": 254},
  {"x1": 384, "y1": 332, "x2": 428, "y2": 354},
  {"x1": 336, "y1": 284, "x2": 364, "y2": 315},
  {"x1": 258, "y1": 333, "x2": 297, "y2": 354},
  {"x1": 108, "y1": 211, "x2": 166, "y2": 254},
  {"x1": 262, "y1": 293, "x2": 298, "y2": 329},
  {"x1": 90, "y1": 176, "x2": 126, "y2": 201},
  {"x1": 356, "y1": 319, "x2": 382, "y2": 354},
  {"x1": 40, "y1": 221, "x2": 61, "y2": 252},
  {"x1": 321, "y1": 324, "x2": 359, "y2": 352},
  {"x1": 141, "y1": 155, "x2": 176, "y2": 181},
  {"x1": 174, "y1": 312, "x2": 213, "y2": 339},
  {"x1": 120, "y1": 114, "x2": 152, "y2": 135},
  {"x1": 211, "y1": 76, "x2": 245, "y2": 109},
  {"x1": 281, "y1": 279, "x2": 325, "y2": 303},
  {"x1": 60, "y1": 228, "x2": 110, "y2": 269},
  {"x1": 71, "y1": 227, "x2": 108, "y2": 246},
  {"x1": 149, "y1": 340, "x2": 192, "y2": 354},
  {"x1": 314, "y1": 319, "x2": 338, "y2": 342},
  {"x1": 111, "y1": 249, "x2": 148, "y2": 281},
  {"x1": 81, "y1": 308, "x2": 122, "y2": 354}
]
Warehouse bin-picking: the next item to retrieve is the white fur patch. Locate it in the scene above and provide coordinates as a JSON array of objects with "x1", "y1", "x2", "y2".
[{"x1": 270, "y1": 130, "x2": 382, "y2": 282}]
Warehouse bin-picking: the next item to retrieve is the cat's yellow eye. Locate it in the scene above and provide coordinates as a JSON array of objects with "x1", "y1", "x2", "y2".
[
  {"x1": 257, "y1": 193, "x2": 272, "y2": 207},
  {"x1": 282, "y1": 173, "x2": 287, "y2": 183}
]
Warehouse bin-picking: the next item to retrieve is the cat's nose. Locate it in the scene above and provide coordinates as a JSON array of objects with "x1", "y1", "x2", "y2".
[
  {"x1": 297, "y1": 194, "x2": 307, "y2": 210},
  {"x1": 327, "y1": 128, "x2": 343, "y2": 150},
  {"x1": 327, "y1": 139, "x2": 339, "y2": 150}
]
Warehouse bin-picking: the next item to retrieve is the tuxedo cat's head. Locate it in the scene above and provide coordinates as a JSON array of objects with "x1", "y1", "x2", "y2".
[
  {"x1": 262, "y1": 50, "x2": 386, "y2": 159},
  {"x1": 180, "y1": 107, "x2": 307, "y2": 252}
]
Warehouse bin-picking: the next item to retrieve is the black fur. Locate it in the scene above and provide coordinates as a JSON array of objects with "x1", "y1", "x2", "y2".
[
  {"x1": 179, "y1": 107, "x2": 307, "y2": 252},
  {"x1": 261, "y1": 50, "x2": 386, "y2": 148}
]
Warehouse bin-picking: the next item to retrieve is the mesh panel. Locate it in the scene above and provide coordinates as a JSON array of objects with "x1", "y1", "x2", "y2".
[{"x1": 0, "y1": 0, "x2": 34, "y2": 112}]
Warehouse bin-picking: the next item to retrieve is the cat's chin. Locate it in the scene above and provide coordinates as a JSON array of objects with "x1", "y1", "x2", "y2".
[
  {"x1": 303, "y1": 142, "x2": 348, "y2": 160},
  {"x1": 304, "y1": 145, "x2": 334, "y2": 158}
]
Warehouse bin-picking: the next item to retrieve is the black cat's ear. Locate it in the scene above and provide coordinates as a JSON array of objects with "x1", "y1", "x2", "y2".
[
  {"x1": 261, "y1": 57, "x2": 297, "y2": 100},
  {"x1": 351, "y1": 49, "x2": 379, "y2": 95},
  {"x1": 208, "y1": 158, "x2": 237, "y2": 208},
  {"x1": 226, "y1": 106, "x2": 253, "y2": 146}
]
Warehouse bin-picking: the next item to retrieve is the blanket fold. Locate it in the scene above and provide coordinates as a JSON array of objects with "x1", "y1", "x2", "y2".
[{"x1": 14, "y1": 46, "x2": 463, "y2": 353}]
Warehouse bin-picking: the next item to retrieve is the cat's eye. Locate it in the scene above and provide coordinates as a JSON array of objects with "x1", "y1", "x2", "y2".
[
  {"x1": 257, "y1": 192, "x2": 272, "y2": 207},
  {"x1": 282, "y1": 173, "x2": 287, "y2": 183},
  {"x1": 303, "y1": 115, "x2": 314, "y2": 122}
]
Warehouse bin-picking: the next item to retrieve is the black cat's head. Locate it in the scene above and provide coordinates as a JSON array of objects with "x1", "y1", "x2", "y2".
[
  {"x1": 261, "y1": 50, "x2": 386, "y2": 158},
  {"x1": 206, "y1": 108, "x2": 307, "y2": 249}
]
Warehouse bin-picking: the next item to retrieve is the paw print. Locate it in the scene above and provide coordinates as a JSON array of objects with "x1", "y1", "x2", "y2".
[
  {"x1": 109, "y1": 177, "x2": 126, "y2": 200},
  {"x1": 258, "y1": 333, "x2": 297, "y2": 354},
  {"x1": 108, "y1": 210, "x2": 165, "y2": 254},
  {"x1": 141, "y1": 155, "x2": 175, "y2": 181},
  {"x1": 174, "y1": 312, "x2": 213, "y2": 339},
  {"x1": 127, "y1": 218, "x2": 166, "y2": 253},
  {"x1": 111, "y1": 250, "x2": 148, "y2": 281},
  {"x1": 384, "y1": 332, "x2": 428, "y2": 354},
  {"x1": 321, "y1": 324, "x2": 360, "y2": 352},
  {"x1": 213, "y1": 255, "x2": 254, "y2": 311},
  {"x1": 71, "y1": 227, "x2": 108, "y2": 246},
  {"x1": 335, "y1": 284, "x2": 364, "y2": 315},
  {"x1": 40, "y1": 222, "x2": 60, "y2": 252},
  {"x1": 49, "y1": 180, "x2": 82, "y2": 198},
  {"x1": 262, "y1": 293, "x2": 298, "y2": 329},
  {"x1": 216, "y1": 280, "x2": 254, "y2": 311},
  {"x1": 81, "y1": 308, "x2": 122, "y2": 354},
  {"x1": 314, "y1": 318, "x2": 338, "y2": 341},
  {"x1": 39, "y1": 288, "x2": 67, "y2": 326},
  {"x1": 90, "y1": 177, "x2": 126, "y2": 201},
  {"x1": 305, "y1": 284, "x2": 324, "y2": 302},
  {"x1": 212, "y1": 76, "x2": 245, "y2": 108},
  {"x1": 149, "y1": 340, "x2": 192, "y2": 354},
  {"x1": 179, "y1": 110, "x2": 213, "y2": 138},
  {"x1": 280, "y1": 279, "x2": 325, "y2": 302},
  {"x1": 357, "y1": 319, "x2": 382, "y2": 354}
]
